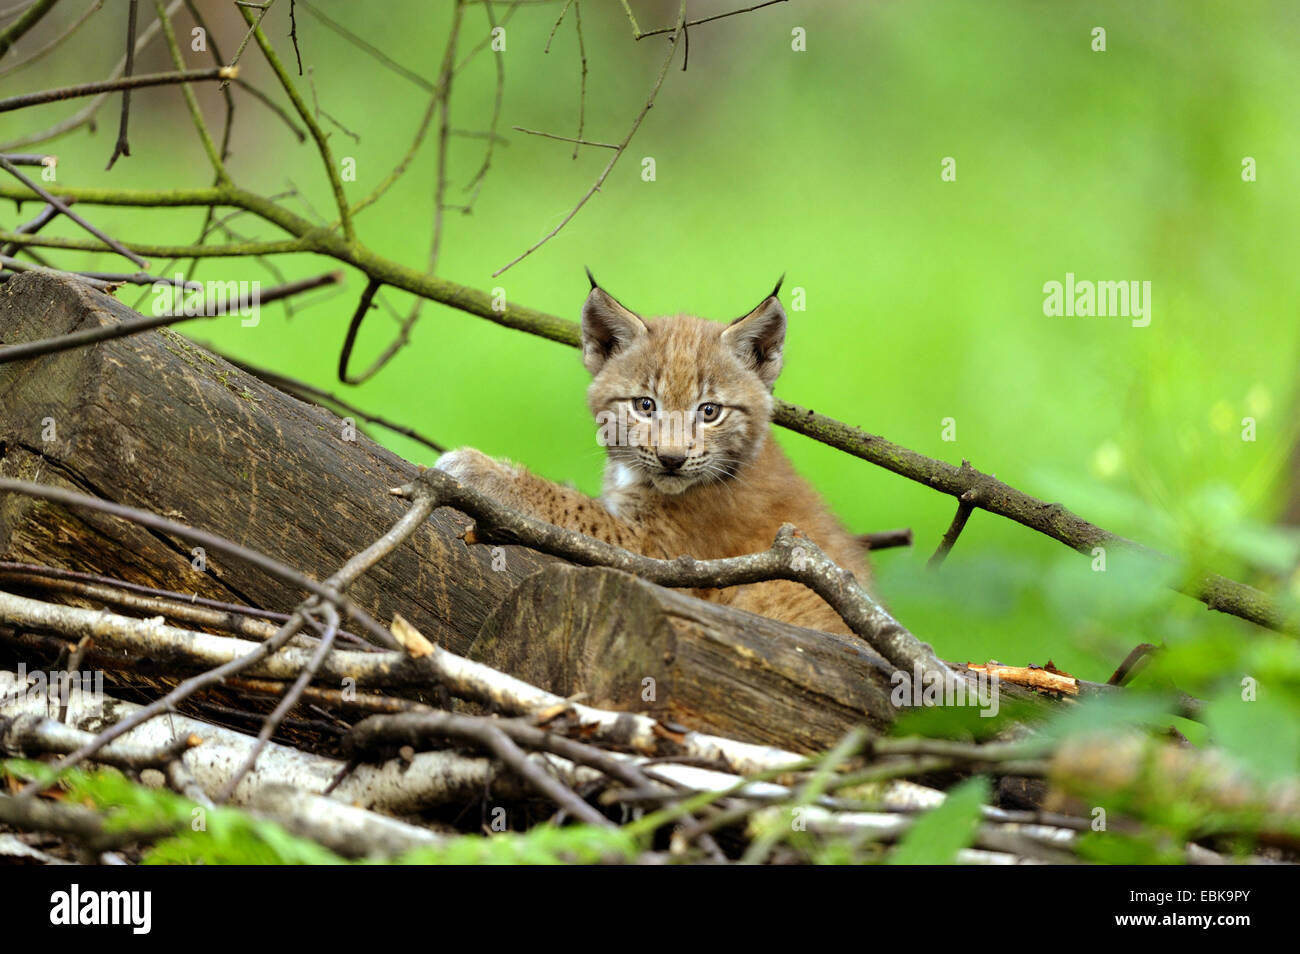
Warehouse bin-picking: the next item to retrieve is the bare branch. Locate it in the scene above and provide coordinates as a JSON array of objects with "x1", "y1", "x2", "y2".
[
  {"x1": 154, "y1": 0, "x2": 228, "y2": 180},
  {"x1": 0, "y1": 197, "x2": 68, "y2": 257},
  {"x1": 0, "y1": 0, "x2": 103, "y2": 78},
  {"x1": 0, "y1": 227, "x2": 309, "y2": 258},
  {"x1": 216, "y1": 603, "x2": 340, "y2": 802},
  {"x1": 512, "y1": 125, "x2": 617, "y2": 149},
  {"x1": 105, "y1": 0, "x2": 138, "y2": 171},
  {"x1": 224, "y1": 0, "x2": 276, "y2": 77},
  {"x1": 209, "y1": 349, "x2": 446, "y2": 453},
  {"x1": 0, "y1": 65, "x2": 235, "y2": 114},
  {"x1": 858, "y1": 528, "x2": 913, "y2": 551},
  {"x1": 0, "y1": 0, "x2": 184, "y2": 151},
  {"x1": 462, "y1": 0, "x2": 504, "y2": 202},
  {"x1": 238, "y1": 2, "x2": 354, "y2": 242},
  {"x1": 928, "y1": 468, "x2": 980, "y2": 569},
  {"x1": 296, "y1": 0, "x2": 433, "y2": 91},
  {"x1": 572, "y1": 0, "x2": 587, "y2": 158},
  {"x1": 545, "y1": 0, "x2": 574, "y2": 52},
  {"x1": 8, "y1": 486, "x2": 436, "y2": 797},
  {"x1": 0, "y1": 478, "x2": 394, "y2": 648},
  {"x1": 288, "y1": 0, "x2": 301, "y2": 73},
  {"x1": 394, "y1": 468, "x2": 952, "y2": 680},
  {"x1": 493, "y1": 1, "x2": 687, "y2": 276},
  {"x1": 633, "y1": 0, "x2": 790, "y2": 39},
  {"x1": 0, "y1": 0, "x2": 56, "y2": 60},
  {"x1": 0, "y1": 558, "x2": 375, "y2": 649}
]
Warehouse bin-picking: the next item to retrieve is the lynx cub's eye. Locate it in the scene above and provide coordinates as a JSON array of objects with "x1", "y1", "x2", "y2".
[
  {"x1": 632, "y1": 397, "x2": 656, "y2": 417},
  {"x1": 697, "y1": 402, "x2": 721, "y2": 423}
]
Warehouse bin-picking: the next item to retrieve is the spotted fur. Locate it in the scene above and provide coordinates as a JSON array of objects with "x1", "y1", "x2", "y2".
[{"x1": 435, "y1": 281, "x2": 870, "y2": 633}]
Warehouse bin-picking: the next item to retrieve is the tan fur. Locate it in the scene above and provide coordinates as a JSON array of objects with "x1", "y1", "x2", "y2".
[{"x1": 436, "y1": 283, "x2": 870, "y2": 634}]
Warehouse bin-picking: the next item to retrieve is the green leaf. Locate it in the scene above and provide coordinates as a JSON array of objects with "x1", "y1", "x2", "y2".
[
  {"x1": 887, "y1": 776, "x2": 989, "y2": 865},
  {"x1": 1203, "y1": 689, "x2": 1300, "y2": 784}
]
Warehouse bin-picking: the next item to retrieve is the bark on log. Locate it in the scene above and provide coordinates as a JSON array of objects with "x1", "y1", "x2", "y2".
[
  {"x1": 0, "y1": 271, "x2": 553, "y2": 654},
  {"x1": 0, "y1": 272, "x2": 902, "y2": 748},
  {"x1": 469, "y1": 564, "x2": 897, "y2": 747}
]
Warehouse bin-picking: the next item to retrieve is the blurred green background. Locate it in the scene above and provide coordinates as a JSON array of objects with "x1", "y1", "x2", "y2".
[{"x1": 5, "y1": 1, "x2": 1300, "y2": 773}]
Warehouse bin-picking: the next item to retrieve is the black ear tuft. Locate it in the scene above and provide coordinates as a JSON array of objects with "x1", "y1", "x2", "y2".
[
  {"x1": 581, "y1": 286, "x2": 648, "y2": 375},
  {"x1": 585, "y1": 266, "x2": 598, "y2": 289},
  {"x1": 770, "y1": 273, "x2": 785, "y2": 300},
  {"x1": 721, "y1": 296, "x2": 787, "y2": 390}
]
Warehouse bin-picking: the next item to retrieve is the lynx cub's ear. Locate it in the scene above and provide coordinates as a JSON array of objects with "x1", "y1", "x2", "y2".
[
  {"x1": 581, "y1": 282, "x2": 649, "y2": 375},
  {"x1": 721, "y1": 290, "x2": 787, "y2": 389}
]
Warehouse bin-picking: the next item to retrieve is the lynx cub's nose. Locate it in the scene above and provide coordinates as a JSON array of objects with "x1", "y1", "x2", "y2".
[{"x1": 656, "y1": 450, "x2": 687, "y2": 472}]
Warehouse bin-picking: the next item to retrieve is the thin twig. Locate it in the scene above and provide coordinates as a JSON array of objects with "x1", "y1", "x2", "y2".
[
  {"x1": 335, "y1": 277, "x2": 383, "y2": 382},
  {"x1": 345, "y1": 710, "x2": 614, "y2": 827},
  {"x1": 105, "y1": 0, "x2": 138, "y2": 171},
  {"x1": 0, "y1": 0, "x2": 56, "y2": 59},
  {"x1": 297, "y1": 0, "x2": 433, "y2": 91},
  {"x1": 347, "y1": 89, "x2": 439, "y2": 218},
  {"x1": 172, "y1": 0, "x2": 236, "y2": 301},
  {"x1": 0, "y1": 478, "x2": 395, "y2": 648},
  {"x1": 0, "y1": 156, "x2": 144, "y2": 266},
  {"x1": 0, "y1": 228, "x2": 308, "y2": 258},
  {"x1": 0, "y1": 0, "x2": 103, "y2": 78},
  {"x1": 741, "y1": 728, "x2": 865, "y2": 864},
  {"x1": 0, "y1": 0, "x2": 184, "y2": 151},
  {"x1": 0, "y1": 65, "x2": 235, "y2": 113},
  {"x1": 544, "y1": 0, "x2": 574, "y2": 52},
  {"x1": 9, "y1": 490, "x2": 436, "y2": 797},
  {"x1": 633, "y1": 0, "x2": 789, "y2": 39},
  {"x1": 928, "y1": 485, "x2": 979, "y2": 569},
  {"x1": 154, "y1": 0, "x2": 227, "y2": 181},
  {"x1": 0, "y1": 559, "x2": 375, "y2": 649},
  {"x1": 493, "y1": 0, "x2": 687, "y2": 276},
  {"x1": 0, "y1": 258, "x2": 120, "y2": 290},
  {"x1": 224, "y1": 0, "x2": 275, "y2": 78},
  {"x1": 0, "y1": 292, "x2": 207, "y2": 360},
  {"x1": 0, "y1": 254, "x2": 192, "y2": 288},
  {"x1": 210, "y1": 350, "x2": 445, "y2": 453},
  {"x1": 216, "y1": 603, "x2": 339, "y2": 801},
  {"x1": 1108, "y1": 643, "x2": 1158, "y2": 687},
  {"x1": 238, "y1": 2, "x2": 353, "y2": 242},
  {"x1": 0, "y1": 197, "x2": 68, "y2": 256},
  {"x1": 230, "y1": 77, "x2": 306, "y2": 140},
  {"x1": 58, "y1": 636, "x2": 93, "y2": 724},
  {"x1": 511, "y1": 126, "x2": 617, "y2": 149},
  {"x1": 288, "y1": 0, "x2": 301, "y2": 73},
  {"x1": 335, "y1": 2, "x2": 463, "y2": 384},
  {"x1": 0, "y1": 270, "x2": 341, "y2": 359},
  {"x1": 461, "y1": 0, "x2": 503, "y2": 204},
  {"x1": 858, "y1": 528, "x2": 913, "y2": 551},
  {"x1": 395, "y1": 468, "x2": 952, "y2": 679},
  {"x1": 0, "y1": 151, "x2": 51, "y2": 164},
  {"x1": 572, "y1": 0, "x2": 587, "y2": 158}
]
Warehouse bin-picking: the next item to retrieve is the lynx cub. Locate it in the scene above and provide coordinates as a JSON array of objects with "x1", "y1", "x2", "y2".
[{"x1": 435, "y1": 276, "x2": 870, "y2": 633}]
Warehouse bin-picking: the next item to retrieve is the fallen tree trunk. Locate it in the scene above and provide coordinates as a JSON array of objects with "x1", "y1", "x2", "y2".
[
  {"x1": 0, "y1": 271, "x2": 559, "y2": 655},
  {"x1": 0, "y1": 272, "x2": 900, "y2": 746},
  {"x1": 470, "y1": 565, "x2": 898, "y2": 746}
]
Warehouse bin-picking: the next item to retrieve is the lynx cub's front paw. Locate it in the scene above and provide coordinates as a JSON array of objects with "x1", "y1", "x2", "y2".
[{"x1": 434, "y1": 448, "x2": 519, "y2": 497}]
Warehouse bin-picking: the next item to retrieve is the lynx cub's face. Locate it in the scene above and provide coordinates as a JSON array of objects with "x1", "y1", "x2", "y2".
[{"x1": 581, "y1": 281, "x2": 787, "y2": 495}]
